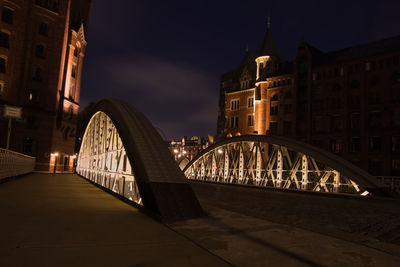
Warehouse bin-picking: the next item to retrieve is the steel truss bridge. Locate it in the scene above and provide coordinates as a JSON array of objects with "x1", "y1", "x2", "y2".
[
  {"x1": 76, "y1": 99, "x2": 393, "y2": 222},
  {"x1": 76, "y1": 99, "x2": 204, "y2": 222},
  {"x1": 184, "y1": 135, "x2": 391, "y2": 196}
]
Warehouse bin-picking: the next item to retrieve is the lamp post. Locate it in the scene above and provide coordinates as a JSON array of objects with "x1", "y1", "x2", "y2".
[{"x1": 52, "y1": 152, "x2": 59, "y2": 173}]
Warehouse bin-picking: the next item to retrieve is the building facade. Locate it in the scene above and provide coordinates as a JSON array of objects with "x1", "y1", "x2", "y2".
[
  {"x1": 217, "y1": 22, "x2": 400, "y2": 177},
  {"x1": 0, "y1": 0, "x2": 91, "y2": 171},
  {"x1": 168, "y1": 136, "x2": 212, "y2": 162}
]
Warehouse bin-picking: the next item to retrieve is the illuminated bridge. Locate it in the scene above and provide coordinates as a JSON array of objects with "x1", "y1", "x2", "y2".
[
  {"x1": 75, "y1": 99, "x2": 393, "y2": 221},
  {"x1": 2, "y1": 98, "x2": 400, "y2": 266}
]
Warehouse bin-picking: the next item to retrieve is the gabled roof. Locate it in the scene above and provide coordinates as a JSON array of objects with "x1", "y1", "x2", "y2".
[{"x1": 302, "y1": 35, "x2": 400, "y2": 66}]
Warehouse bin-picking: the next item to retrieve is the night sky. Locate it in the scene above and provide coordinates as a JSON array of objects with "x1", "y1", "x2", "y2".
[{"x1": 80, "y1": 0, "x2": 400, "y2": 140}]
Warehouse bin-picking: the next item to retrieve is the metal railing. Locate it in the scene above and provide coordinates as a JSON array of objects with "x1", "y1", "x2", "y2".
[
  {"x1": 0, "y1": 148, "x2": 36, "y2": 180},
  {"x1": 376, "y1": 176, "x2": 400, "y2": 193}
]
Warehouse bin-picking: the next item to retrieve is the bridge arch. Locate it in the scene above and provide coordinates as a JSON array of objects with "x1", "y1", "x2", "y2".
[
  {"x1": 183, "y1": 135, "x2": 392, "y2": 197},
  {"x1": 77, "y1": 99, "x2": 204, "y2": 222}
]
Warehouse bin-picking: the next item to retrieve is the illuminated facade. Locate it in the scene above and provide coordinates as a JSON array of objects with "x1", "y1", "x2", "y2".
[
  {"x1": 217, "y1": 21, "x2": 400, "y2": 177},
  {"x1": 0, "y1": 0, "x2": 91, "y2": 171},
  {"x1": 168, "y1": 136, "x2": 211, "y2": 162}
]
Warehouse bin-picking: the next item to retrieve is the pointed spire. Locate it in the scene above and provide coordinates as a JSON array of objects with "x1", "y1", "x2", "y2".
[{"x1": 258, "y1": 16, "x2": 281, "y2": 59}]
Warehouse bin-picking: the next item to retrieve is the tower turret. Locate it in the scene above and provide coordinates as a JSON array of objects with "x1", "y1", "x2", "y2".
[{"x1": 255, "y1": 17, "x2": 282, "y2": 85}]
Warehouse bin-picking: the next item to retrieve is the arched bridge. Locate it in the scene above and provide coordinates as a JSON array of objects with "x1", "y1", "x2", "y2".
[
  {"x1": 76, "y1": 99, "x2": 204, "y2": 222},
  {"x1": 76, "y1": 99, "x2": 394, "y2": 223},
  {"x1": 183, "y1": 135, "x2": 392, "y2": 197}
]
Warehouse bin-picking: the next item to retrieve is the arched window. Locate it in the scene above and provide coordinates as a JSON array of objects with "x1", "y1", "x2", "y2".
[
  {"x1": 271, "y1": 94, "x2": 278, "y2": 101},
  {"x1": 1, "y1": 7, "x2": 13, "y2": 24}
]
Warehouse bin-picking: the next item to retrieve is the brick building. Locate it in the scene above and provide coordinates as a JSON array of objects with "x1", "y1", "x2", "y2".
[
  {"x1": 0, "y1": 0, "x2": 91, "y2": 171},
  {"x1": 217, "y1": 20, "x2": 400, "y2": 177}
]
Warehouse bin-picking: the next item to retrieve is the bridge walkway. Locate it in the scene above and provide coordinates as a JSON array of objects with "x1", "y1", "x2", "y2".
[
  {"x1": 0, "y1": 173, "x2": 229, "y2": 266},
  {"x1": 1, "y1": 173, "x2": 400, "y2": 266}
]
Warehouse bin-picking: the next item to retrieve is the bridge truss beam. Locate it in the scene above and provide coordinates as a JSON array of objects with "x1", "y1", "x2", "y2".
[{"x1": 184, "y1": 136, "x2": 393, "y2": 197}]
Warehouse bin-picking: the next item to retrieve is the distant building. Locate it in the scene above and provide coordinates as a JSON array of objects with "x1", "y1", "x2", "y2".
[
  {"x1": 218, "y1": 19, "x2": 400, "y2": 177},
  {"x1": 168, "y1": 136, "x2": 212, "y2": 163},
  {"x1": 0, "y1": 0, "x2": 92, "y2": 171}
]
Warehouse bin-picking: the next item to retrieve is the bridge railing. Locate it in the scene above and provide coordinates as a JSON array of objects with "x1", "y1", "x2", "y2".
[
  {"x1": 0, "y1": 148, "x2": 36, "y2": 180},
  {"x1": 376, "y1": 176, "x2": 400, "y2": 193}
]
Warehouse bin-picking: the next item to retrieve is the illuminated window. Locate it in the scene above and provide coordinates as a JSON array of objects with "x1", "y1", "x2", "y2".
[
  {"x1": 231, "y1": 99, "x2": 240, "y2": 110},
  {"x1": 69, "y1": 84, "x2": 75, "y2": 99},
  {"x1": 247, "y1": 97, "x2": 254, "y2": 108},
  {"x1": 38, "y1": 21, "x2": 48, "y2": 36},
  {"x1": 247, "y1": 115, "x2": 254, "y2": 126},
  {"x1": 0, "y1": 31, "x2": 9, "y2": 48},
  {"x1": 1, "y1": 7, "x2": 13, "y2": 24},
  {"x1": 71, "y1": 65, "x2": 77, "y2": 78}
]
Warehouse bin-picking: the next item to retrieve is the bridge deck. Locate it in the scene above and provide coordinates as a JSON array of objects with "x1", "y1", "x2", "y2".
[
  {"x1": 1, "y1": 173, "x2": 400, "y2": 266},
  {"x1": 0, "y1": 173, "x2": 228, "y2": 266}
]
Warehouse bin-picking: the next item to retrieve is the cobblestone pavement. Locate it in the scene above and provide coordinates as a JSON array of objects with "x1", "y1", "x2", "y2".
[
  {"x1": 190, "y1": 181, "x2": 400, "y2": 249},
  {"x1": 170, "y1": 204, "x2": 400, "y2": 267}
]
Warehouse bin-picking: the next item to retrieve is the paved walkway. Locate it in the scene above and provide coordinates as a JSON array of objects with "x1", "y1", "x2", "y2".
[
  {"x1": 0, "y1": 174, "x2": 229, "y2": 267},
  {"x1": 1, "y1": 173, "x2": 400, "y2": 266}
]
